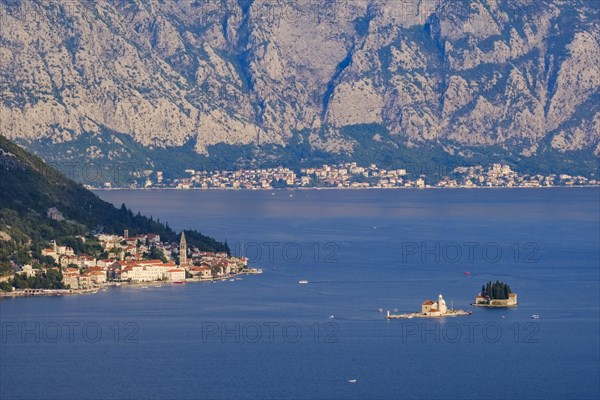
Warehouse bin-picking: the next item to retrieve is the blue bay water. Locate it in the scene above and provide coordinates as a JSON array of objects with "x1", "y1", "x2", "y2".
[{"x1": 1, "y1": 188, "x2": 598, "y2": 399}]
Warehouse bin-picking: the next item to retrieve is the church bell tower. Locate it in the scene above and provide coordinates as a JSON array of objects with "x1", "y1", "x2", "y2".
[{"x1": 179, "y1": 231, "x2": 187, "y2": 266}]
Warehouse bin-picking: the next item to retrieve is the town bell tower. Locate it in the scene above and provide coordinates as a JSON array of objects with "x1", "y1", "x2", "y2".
[{"x1": 179, "y1": 231, "x2": 187, "y2": 266}]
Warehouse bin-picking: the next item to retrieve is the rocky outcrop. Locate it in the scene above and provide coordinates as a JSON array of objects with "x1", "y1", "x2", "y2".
[{"x1": 0, "y1": 0, "x2": 598, "y2": 165}]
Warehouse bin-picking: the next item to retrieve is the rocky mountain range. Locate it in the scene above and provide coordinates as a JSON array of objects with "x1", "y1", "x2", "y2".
[{"x1": 0, "y1": 0, "x2": 598, "y2": 181}]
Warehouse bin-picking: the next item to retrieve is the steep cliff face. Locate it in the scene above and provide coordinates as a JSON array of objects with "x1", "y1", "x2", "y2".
[{"x1": 0, "y1": 0, "x2": 598, "y2": 172}]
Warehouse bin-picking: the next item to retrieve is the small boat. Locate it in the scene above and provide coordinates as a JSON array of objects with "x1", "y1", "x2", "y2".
[
  {"x1": 378, "y1": 308, "x2": 383, "y2": 313},
  {"x1": 101, "y1": 288, "x2": 107, "y2": 292},
  {"x1": 298, "y1": 280, "x2": 309, "y2": 284},
  {"x1": 173, "y1": 282, "x2": 184, "y2": 285},
  {"x1": 154, "y1": 285, "x2": 162, "y2": 288},
  {"x1": 141, "y1": 286, "x2": 149, "y2": 289},
  {"x1": 229, "y1": 279, "x2": 235, "y2": 282},
  {"x1": 114, "y1": 283, "x2": 121, "y2": 287},
  {"x1": 531, "y1": 314, "x2": 540, "y2": 319},
  {"x1": 468, "y1": 311, "x2": 472, "y2": 315},
  {"x1": 393, "y1": 308, "x2": 399, "y2": 313},
  {"x1": 329, "y1": 315, "x2": 335, "y2": 319},
  {"x1": 347, "y1": 379, "x2": 357, "y2": 383},
  {"x1": 235, "y1": 278, "x2": 242, "y2": 281}
]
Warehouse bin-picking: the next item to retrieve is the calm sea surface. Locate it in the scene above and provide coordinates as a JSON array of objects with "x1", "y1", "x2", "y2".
[{"x1": 1, "y1": 188, "x2": 599, "y2": 399}]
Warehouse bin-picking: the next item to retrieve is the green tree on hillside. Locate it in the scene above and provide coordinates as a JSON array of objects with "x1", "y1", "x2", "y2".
[{"x1": 143, "y1": 246, "x2": 167, "y2": 263}]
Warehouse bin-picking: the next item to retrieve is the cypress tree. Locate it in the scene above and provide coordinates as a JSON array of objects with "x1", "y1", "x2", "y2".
[{"x1": 482, "y1": 281, "x2": 513, "y2": 300}]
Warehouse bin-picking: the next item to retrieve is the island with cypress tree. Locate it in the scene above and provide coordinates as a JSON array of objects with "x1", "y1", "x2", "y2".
[{"x1": 473, "y1": 281, "x2": 518, "y2": 307}]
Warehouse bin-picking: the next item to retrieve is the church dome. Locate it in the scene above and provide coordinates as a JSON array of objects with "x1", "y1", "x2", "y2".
[{"x1": 438, "y1": 294, "x2": 446, "y2": 305}]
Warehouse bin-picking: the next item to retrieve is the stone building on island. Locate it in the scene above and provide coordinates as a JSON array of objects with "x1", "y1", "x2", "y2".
[
  {"x1": 421, "y1": 294, "x2": 448, "y2": 316},
  {"x1": 474, "y1": 292, "x2": 517, "y2": 306}
]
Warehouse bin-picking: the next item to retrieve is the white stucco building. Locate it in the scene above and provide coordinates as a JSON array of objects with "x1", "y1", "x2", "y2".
[{"x1": 421, "y1": 294, "x2": 448, "y2": 316}]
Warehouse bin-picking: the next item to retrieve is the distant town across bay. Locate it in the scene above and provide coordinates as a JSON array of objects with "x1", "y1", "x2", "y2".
[{"x1": 87, "y1": 162, "x2": 598, "y2": 190}]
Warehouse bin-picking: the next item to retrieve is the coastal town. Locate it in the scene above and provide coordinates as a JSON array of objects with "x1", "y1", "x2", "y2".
[
  {"x1": 0, "y1": 225, "x2": 258, "y2": 296},
  {"x1": 102, "y1": 162, "x2": 598, "y2": 190}
]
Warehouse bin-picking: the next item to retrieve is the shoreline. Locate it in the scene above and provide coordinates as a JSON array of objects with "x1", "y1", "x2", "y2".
[
  {"x1": 471, "y1": 303, "x2": 518, "y2": 308},
  {"x1": 91, "y1": 185, "x2": 599, "y2": 191},
  {"x1": 0, "y1": 287, "x2": 100, "y2": 298},
  {"x1": 0, "y1": 271, "x2": 261, "y2": 298},
  {"x1": 386, "y1": 309, "x2": 471, "y2": 319}
]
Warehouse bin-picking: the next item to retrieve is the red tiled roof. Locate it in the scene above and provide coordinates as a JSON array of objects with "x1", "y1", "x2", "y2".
[{"x1": 422, "y1": 300, "x2": 434, "y2": 305}]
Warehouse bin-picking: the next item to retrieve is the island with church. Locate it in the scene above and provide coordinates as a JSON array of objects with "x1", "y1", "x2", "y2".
[
  {"x1": 472, "y1": 281, "x2": 518, "y2": 307},
  {"x1": 386, "y1": 294, "x2": 471, "y2": 319}
]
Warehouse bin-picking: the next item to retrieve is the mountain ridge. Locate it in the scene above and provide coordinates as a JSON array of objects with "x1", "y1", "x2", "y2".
[{"x1": 0, "y1": 0, "x2": 598, "y2": 179}]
